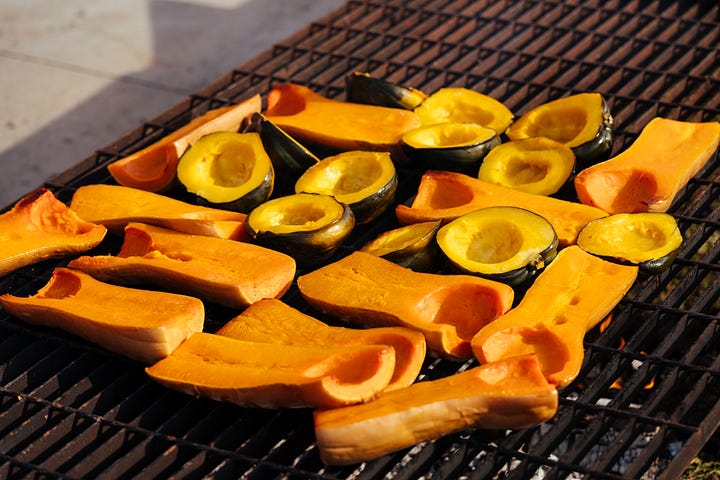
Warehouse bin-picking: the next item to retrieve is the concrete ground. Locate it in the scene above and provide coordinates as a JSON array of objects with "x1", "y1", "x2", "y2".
[{"x1": 0, "y1": 0, "x2": 345, "y2": 207}]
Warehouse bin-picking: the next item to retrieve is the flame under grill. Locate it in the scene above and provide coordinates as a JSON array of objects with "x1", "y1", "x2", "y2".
[{"x1": 1, "y1": 1, "x2": 719, "y2": 478}]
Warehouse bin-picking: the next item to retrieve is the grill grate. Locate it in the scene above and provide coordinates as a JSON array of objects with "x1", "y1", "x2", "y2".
[{"x1": 1, "y1": 0, "x2": 719, "y2": 478}]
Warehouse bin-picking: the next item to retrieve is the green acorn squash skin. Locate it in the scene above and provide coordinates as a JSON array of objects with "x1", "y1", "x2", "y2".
[{"x1": 345, "y1": 72, "x2": 428, "y2": 110}]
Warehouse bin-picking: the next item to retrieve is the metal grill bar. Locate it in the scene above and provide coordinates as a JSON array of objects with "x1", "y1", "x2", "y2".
[{"x1": 1, "y1": 0, "x2": 719, "y2": 478}]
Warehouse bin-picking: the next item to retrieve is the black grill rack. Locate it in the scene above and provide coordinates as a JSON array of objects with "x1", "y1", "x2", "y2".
[{"x1": 1, "y1": 1, "x2": 719, "y2": 478}]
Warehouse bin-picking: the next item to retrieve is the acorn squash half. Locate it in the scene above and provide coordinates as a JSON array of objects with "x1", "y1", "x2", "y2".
[
  {"x1": 345, "y1": 72, "x2": 428, "y2": 110},
  {"x1": 176, "y1": 131, "x2": 274, "y2": 213},
  {"x1": 477, "y1": 137, "x2": 575, "y2": 196},
  {"x1": 294, "y1": 151, "x2": 397, "y2": 224},
  {"x1": 401, "y1": 122, "x2": 501, "y2": 173},
  {"x1": 413, "y1": 87, "x2": 514, "y2": 135},
  {"x1": 576, "y1": 212, "x2": 682, "y2": 275},
  {"x1": 360, "y1": 220, "x2": 442, "y2": 272},
  {"x1": 506, "y1": 92, "x2": 614, "y2": 167},
  {"x1": 437, "y1": 206, "x2": 558, "y2": 287},
  {"x1": 245, "y1": 193, "x2": 355, "y2": 267}
]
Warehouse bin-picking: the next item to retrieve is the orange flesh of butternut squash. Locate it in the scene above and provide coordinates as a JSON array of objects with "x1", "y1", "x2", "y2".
[
  {"x1": 574, "y1": 117, "x2": 720, "y2": 213},
  {"x1": 264, "y1": 83, "x2": 421, "y2": 151},
  {"x1": 68, "y1": 223, "x2": 295, "y2": 308},
  {"x1": 0, "y1": 189, "x2": 107, "y2": 276},
  {"x1": 108, "y1": 95, "x2": 262, "y2": 192},
  {"x1": 69, "y1": 184, "x2": 248, "y2": 240},
  {"x1": 471, "y1": 245, "x2": 638, "y2": 386},
  {"x1": 297, "y1": 250, "x2": 514, "y2": 361},
  {"x1": 0, "y1": 268, "x2": 204, "y2": 364},
  {"x1": 145, "y1": 332, "x2": 396, "y2": 409},
  {"x1": 395, "y1": 170, "x2": 608, "y2": 247},
  {"x1": 313, "y1": 354, "x2": 558, "y2": 465},
  {"x1": 216, "y1": 298, "x2": 426, "y2": 391}
]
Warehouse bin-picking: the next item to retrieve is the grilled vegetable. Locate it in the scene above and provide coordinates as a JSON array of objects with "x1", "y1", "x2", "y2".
[
  {"x1": 68, "y1": 222, "x2": 296, "y2": 309},
  {"x1": 506, "y1": 92, "x2": 614, "y2": 167},
  {"x1": 264, "y1": 83, "x2": 421, "y2": 151},
  {"x1": 145, "y1": 332, "x2": 396, "y2": 409},
  {"x1": 314, "y1": 355, "x2": 557, "y2": 465},
  {"x1": 413, "y1": 87, "x2": 514, "y2": 135},
  {"x1": 0, "y1": 268, "x2": 204, "y2": 364},
  {"x1": 437, "y1": 206, "x2": 558, "y2": 288},
  {"x1": 216, "y1": 298, "x2": 426, "y2": 391},
  {"x1": 574, "y1": 117, "x2": 720, "y2": 214},
  {"x1": 400, "y1": 122, "x2": 501, "y2": 173},
  {"x1": 294, "y1": 151, "x2": 397, "y2": 224},
  {"x1": 360, "y1": 220, "x2": 442, "y2": 272},
  {"x1": 0, "y1": 189, "x2": 107, "y2": 277},
  {"x1": 395, "y1": 170, "x2": 607, "y2": 247},
  {"x1": 255, "y1": 113, "x2": 320, "y2": 194},
  {"x1": 108, "y1": 94, "x2": 261, "y2": 192},
  {"x1": 576, "y1": 212, "x2": 682, "y2": 275},
  {"x1": 345, "y1": 72, "x2": 427, "y2": 110},
  {"x1": 297, "y1": 251, "x2": 514, "y2": 361},
  {"x1": 245, "y1": 193, "x2": 355, "y2": 267},
  {"x1": 477, "y1": 137, "x2": 575, "y2": 195},
  {"x1": 471, "y1": 245, "x2": 638, "y2": 386},
  {"x1": 70, "y1": 184, "x2": 249, "y2": 240},
  {"x1": 176, "y1": 131, "x2": 274, "y2": 213}
]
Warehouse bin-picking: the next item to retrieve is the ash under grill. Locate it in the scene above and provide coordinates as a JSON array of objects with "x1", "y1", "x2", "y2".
[{"x1": 1, "y1": 1, "x2": 719, "y2": 479}]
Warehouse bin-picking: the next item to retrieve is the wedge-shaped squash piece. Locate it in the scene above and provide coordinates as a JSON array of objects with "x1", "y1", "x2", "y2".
[
  {"x1": 297, "y1": 251, "x2": 514, "y2": 361},
  {"x1": 574, "y1": 117, "x2": 720, "y2": 214},
  {"x1": 68, "y1": 223, "x2": 295, "y2": 308},
  {"x1": 216, "y1": 298, "x2": 426, "y2": 391},
  {"x1": 70, "y1": 184, "x2": 248, "y2": 240},
  {"x1": 396, "y1": 170, "x2": 607, "y2": 247},
  {"x1": 108, "y1": 95, "x2": 262, "y2": 192},
  {"x1": 471, "y1": 246, "x2": 638, "y2": 386},
  {"x1": 145, "y1": 332, "x2": 396, "y2": 409},
  {"x1": 0, "y1": 268, "x2": 204, "y2": 364},
  {"x1": 360, "y1": 220, "x2": 442, "y2": 272},
  {"x1": 345, "y1": 72, "x2": 428, "y2": 110},
  {"x1": 0, "y1": 189, "x2": 107, "y2": 276},
  {"x1": 314, "y1": 355, "x2": 558, "y2": 465},
  {"x1": 264, "y1": 83, "x2": 421, "y2": 151}
]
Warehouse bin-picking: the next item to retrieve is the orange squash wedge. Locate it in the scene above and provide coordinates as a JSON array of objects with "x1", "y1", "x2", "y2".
[
  {"x1": 69, "y1": 184, "x2": 248, "y2": 240},
  {"x1": 216, "y1": 298, "x2": 426, "y2": 391},
  {"x1": 297, "y1": 251, "x2": 514, "y2": 361},
  {"x1": 313, "y1": 354, "x2": 558, "y2": 465},
  {"x1": 108, "y1": 94, "x2": 262, "y2": 192},
  {"x1": 264, "y1": 83, "x2": 421, "y2": 151},
  {"x1": 68, "y1": 223, "x2": 295, "y2": 309},
  {"x1": 396, "y1": 170, "x2": 608, "y2": 247},
  {"x1": 574, "y1": 117, "x2": 720, "y2": 214},
  {"x1": 471, "y1": 245, "x2": 638, "y2": 386},
  {"x1": 0, "y1": 268, "x2": 204, "y2": 364},
  {"x1": 145, "y1": 332, "x2": 396, "y2": 409},
  {"x1": 0, "y1": 189, "x2": 107, "y2": 276}
]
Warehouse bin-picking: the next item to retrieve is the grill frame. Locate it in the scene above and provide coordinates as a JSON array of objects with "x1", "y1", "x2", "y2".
[{"x1": 1, "y1": 0, "x2": 719, "y2": 478}]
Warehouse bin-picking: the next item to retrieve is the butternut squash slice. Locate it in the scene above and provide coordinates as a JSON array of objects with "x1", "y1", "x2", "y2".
[
  {"x1": 314, "y1": 354, "x2": 558, "y2": 465},
  {"x1": 68, "y1": 223, "x2": 295, "y2": 309},
  {"x1": 396, "y1": 170, "x2": 607, "y2": 247},
  {"x1": 471, "y1": 245, "x2": 638, "y2": 386},
  {"x1": 70, "y1": 184, "x2": 248, "y2": 241},
  {"x1": 108, "y1": 94, "x2": 262, "y2": 192},
  {"x1": 264, "y1": 83, "x2": 421, "y2": 151},
  {"x1": 0, "y1": 189, "x2": 107, "y2": 276},
  {"x1": 297, "y1": 251, "x2": 514, "y2": 361},
  {"x1": 216, "y1": 298, "x2": 426, "y2": 391},
  {"x1": 574, "y1": 117, "x2": 720, "y2": 214},
  {"x1": 145, "y1": 332, "x2": 396, "y2": 409},
  {"x1": 0, "y1": 268, "x2": 204, "y2": 364}
]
